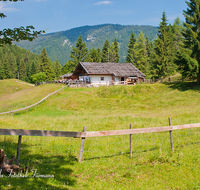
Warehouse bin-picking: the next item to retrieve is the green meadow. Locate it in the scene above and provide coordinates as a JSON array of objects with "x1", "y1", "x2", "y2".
[{"x1": 0, "y1": 79, "x2": 200, "y2": 189}]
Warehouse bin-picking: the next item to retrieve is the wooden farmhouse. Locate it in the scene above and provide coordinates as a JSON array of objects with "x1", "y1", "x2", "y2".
[{"x1": 72, "y1": 62, "x2": 146, "y2": 85}]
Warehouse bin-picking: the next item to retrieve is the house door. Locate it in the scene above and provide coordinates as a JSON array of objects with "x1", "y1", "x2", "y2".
[{"x1": 121, "y1": 77, "x2": 125, "y2": 81}]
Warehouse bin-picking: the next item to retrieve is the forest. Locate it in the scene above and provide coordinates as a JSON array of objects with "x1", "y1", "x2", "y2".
[{"x1": 1, "y1": 2, "x2": 200, "y2": 84}]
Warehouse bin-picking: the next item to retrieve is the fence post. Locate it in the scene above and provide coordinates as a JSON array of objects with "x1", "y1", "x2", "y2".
[
  {"x1": 130, "y1": 124, "x2": 132, "y2": 158},
  {"x1": 79, "y1": 126, "x2": 87, "y2": 163},
  {"x1": 169, "y1": 117, "x2": 174, "y2": 152},
  {"x1": 16, "y1": 135, "x2": 22, "y2": 165},
  {"x1": 11, "y1": 109, "x2": 13, "y2": 116}
]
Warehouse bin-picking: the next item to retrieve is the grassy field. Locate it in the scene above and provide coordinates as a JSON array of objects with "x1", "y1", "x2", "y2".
[{"x1": 0, "y1": 79, "x2": 200, "y2": 189}]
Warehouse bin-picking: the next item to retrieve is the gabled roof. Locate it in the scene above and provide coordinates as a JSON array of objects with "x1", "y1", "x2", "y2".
[
  {"x1": 78, "y1": 62, "x2": 146, "y2": 78},
  {"x1": 60, "y1": 73, "x2": 73, "y2": 78}
]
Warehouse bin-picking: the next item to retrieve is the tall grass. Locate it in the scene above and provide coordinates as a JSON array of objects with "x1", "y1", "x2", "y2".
[{"x1": 0, "y1": 80, "x2": 200, "y2": 189}]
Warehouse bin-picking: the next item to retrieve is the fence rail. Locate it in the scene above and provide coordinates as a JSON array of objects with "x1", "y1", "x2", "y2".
[
  {"x1": 1, "y1": 122, "x2": 200, "y2": 163},
  {"x1": 1, "y1": 123, "x2": 199, "y2": 138},
  {"x1": 0, "y1": 85, "x2": 67, "y2": 115}
]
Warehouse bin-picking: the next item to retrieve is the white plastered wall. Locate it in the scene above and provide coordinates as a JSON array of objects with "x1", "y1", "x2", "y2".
[{"x1": 90, "y1": 75, "x2": 113, "y2": 85}]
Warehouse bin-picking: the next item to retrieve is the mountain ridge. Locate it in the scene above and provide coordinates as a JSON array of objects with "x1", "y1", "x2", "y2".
[{"x1": 15, "y1": 24, "x2": 158, "y2": 65}]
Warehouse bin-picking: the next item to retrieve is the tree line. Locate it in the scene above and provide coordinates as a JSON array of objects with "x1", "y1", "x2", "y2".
[
  {"x1": 1, "y1": 0, "x2": 200, "y2": 84},
  {"x1": 62, "y1": 12, "x2": 182, "y2": 80},
  {"x1": 0, "y1": 45, "x2": 62, "y2": 83}
]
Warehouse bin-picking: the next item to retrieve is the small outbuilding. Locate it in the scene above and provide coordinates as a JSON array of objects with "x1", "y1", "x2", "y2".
[{"x1": 72, "y1": 62, "x2": 146, "y2": 85}]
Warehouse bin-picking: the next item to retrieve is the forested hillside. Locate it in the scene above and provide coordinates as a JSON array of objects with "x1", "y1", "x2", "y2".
[
  {"x1": 15, "y1": 24, "x2": 158, "y2": 65},
  {"x1": 0, "y1": 45, "x2": 61, "y2": 83},
  {"x1": 2, "y1": 4, "x2": 200, "y2": 85}
]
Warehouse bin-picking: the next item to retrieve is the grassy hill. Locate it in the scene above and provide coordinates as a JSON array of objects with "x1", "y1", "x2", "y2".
[
  {"x1": 15, "y1": 24, "x2": 158, "y2": 65},
  {"x1": 0, "y1": 80, "x2": 200, "y2": 189}
]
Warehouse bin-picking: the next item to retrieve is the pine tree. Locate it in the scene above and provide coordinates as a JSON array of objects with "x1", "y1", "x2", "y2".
[
  {"x1": 158, "y1": 11, "x2": 168, "y2": 40},
  {"x1": 1, "y1": 53, "x2": 11, "y2": 79},
  {"x1": 101, "y1": 39, "x2": 110, "y2": 62},
  {"x1": 70, "y1": 35, "x2": 88, "y2": 65},
  {"x1": 38, "y1": 47, "x2": 54, "y2": 81},
  {"x1": 8, "y1": 51, "x2": 17, "y2": 78},
  {"x1": 19, "y1": 58, "x2": 26, "y2": 81},
  {"x1": 0, "y1": 60, "x2": 4, "y2": 79},
  {"x1": 30, "y1": 61, "x2": 37, "y2": 77},
  {"x1": 109, "y1": 38, "x2": 120, "y2": 63},
  {"x1": 54, "y1": 59, "x2": 62, "y2": 79},
  {"x1": 176, "y1": 0, "x2": 200, "y2": 84},
  {"x1": 113, "y1": 38, "x2": 120, "y2": 63},
  {"x1": 85, "y1": 48, "x2": 101, "y2": 62},
  {"x1": 172, "y1": 17, "x2": 184, "y2": 50},
  {"x1": 126, "y1": 32, "x2": 136, "y2": 64},
  {"x1": 134, "y1": 31, "x2": 149, "y2": 75},
  {"x1": 151, "y1": 12, "x2": 177, "y2": 78},
  {"x1": 62, "y1": 60, "x2": 76, "y2": 74}
]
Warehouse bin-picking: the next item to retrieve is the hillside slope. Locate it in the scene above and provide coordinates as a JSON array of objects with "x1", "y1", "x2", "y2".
[
  {"x1": 0, "y1": 81, "x2": 200, "y2": 189},
  {"x1": 15, "y1": 24, "x2": 158, "y2": 65}
]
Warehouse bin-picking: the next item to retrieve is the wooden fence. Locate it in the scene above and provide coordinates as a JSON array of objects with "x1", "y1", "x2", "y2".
[
  {"x1": 1, "y1": 120, "x2": 200, "y2": 163},
  {"x1": 0, "y1": 85, "x2": 68, "y2": 115}
]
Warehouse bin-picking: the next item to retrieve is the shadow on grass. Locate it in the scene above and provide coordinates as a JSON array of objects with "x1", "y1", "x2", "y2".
[
  {"x1": 84, "y1": 146, "x2": 160, "y2": 161},
  {"x1": 0, "y1": 139, "x2": 77, "y2": 190},
  {"x1": 164, "y1": 81, "x2": 200, "y2": 91}
]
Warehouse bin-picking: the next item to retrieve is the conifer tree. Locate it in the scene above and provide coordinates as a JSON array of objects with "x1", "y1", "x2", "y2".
[
  {"x1": 62, "y1": 60, "x2": 76, "y2": 74},
  {"x1": 70, "y1": 35, "x2": 88, "y2": 65},
  {"x1": 54, "y1": 59, "x2": 62, "y2": 79},
  {"x1": 101, "y1": 39, "x2": 110, "y2": 62},
  {"x1": 1, "y1": 53, "x2": 11, "y2": 79},
  {"x1": 7, "y1": 51, "x2": 17, "y2": 78},
  {"x1": 38, "y1": 47, "x2": 54, "y2": 81},
  {"x1": 151, "y1": 12, "x2": 177, "y2": 78},
  {"x1": 176, "y1": 0, "x2": 200, "y2": 84},
  {"x1": 109, "y1": 43, "x2": 116, "y2": 63},
  {"x1": 109, "y1": 38, "x2": 120, "y2": 63},
  {"x1": 85, "y1": 48, "x2": 101, "y2": 62},
  {"x1": 134, "y1": 31, "x2": 149, "y2": 75},
  {"x1": 30, "y1": 61, "x2": 37, "y2": 77},
  {"x1": 19, "y1": 58, "x2": 26, "y2": 81},
  {"x1": 113, "y1": 38, "x2": 120, "y2": 63},
  {"x1": 158, "y1": 11, "x2": 168, "y2": 40},
  {"x1": 126, "y1": 32, "x2": 136, "y2": 64}
]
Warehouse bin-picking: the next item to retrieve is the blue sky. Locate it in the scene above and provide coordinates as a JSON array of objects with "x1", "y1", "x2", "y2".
[{"x1": 0, "y1": 0, "x2": 188, "y2": 34}]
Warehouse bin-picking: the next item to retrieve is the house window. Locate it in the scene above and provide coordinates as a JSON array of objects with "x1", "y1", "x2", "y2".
[{"x1": 101, "y1": 77, "x2": 104, "y2": 81}]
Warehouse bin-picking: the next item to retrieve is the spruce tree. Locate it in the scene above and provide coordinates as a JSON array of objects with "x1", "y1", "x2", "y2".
[
  {"x1": 101, "y1": 39, "x2": 110, "y2": 62},
  {"x1": 54, "y1": 59, "x2": 62, "y2": 79},
  {"x1": 126, "y1": 32, "x2": 136, "y2": 64},
  {"x1": 176, "y1": 0, "x2": 200, "y2": 84},
  {"x1": 151, "y1": 12, "x2": 177, "y2": 78},
  {"x1": 1, "y1": 53, "x2": 11, "y2": 79},
  {"x1": 158, "y1": 11, "x2": 168, "y2": 40},
  {"x1": 19, "y1": 58, "x2": 26, "y2": 81},
  {"x1": 30, "y1": 61, "x2": 37, "y2": 77},
  {"x1": 38, "y1": 47, "x2": 54, "y2": 81},
  {"x1": 85, "y1": 48, "x2": 101, "y2": 62},
  {"x1": 70, "y1": 35, "x2": 88, "y2": 65},
  {"x1": 113, "y1": 38, "x2": 120, "y2": 63},
  {"x1": 134, "y1": 31, "x2": 149, "y2": 75},
  {"x1": 8, "y1": 51, "x2": 17, "y2": 79},
  {"x1": 62, "y1": 60, "x2": 76, "y2": 74}
]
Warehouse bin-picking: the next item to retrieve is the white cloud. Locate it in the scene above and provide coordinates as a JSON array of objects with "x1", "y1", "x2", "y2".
[
  {"x1": 0, "y1": 2, "x2": 17, "y2": 12},
  {"x1": 93, "y1": 1, "x2": 113, "y2": 6}
]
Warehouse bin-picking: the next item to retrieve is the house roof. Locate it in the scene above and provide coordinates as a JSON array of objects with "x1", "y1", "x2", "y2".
[
  {"x1": 78, "y1": 62, "x2": 146, "y2": 78},
  {"x1": 60, "y1": 73, "x2": 73, "y2": 78}
]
